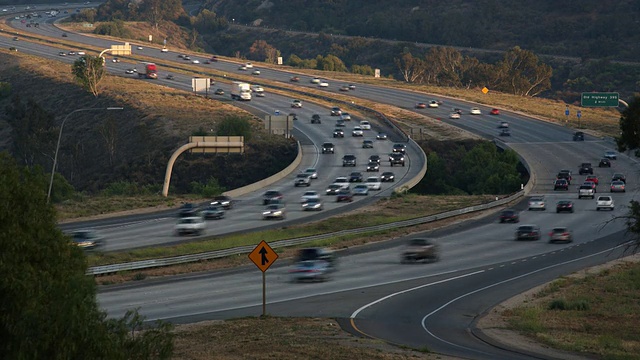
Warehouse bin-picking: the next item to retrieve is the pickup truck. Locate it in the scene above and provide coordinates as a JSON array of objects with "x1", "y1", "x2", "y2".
[
  {"x1": 578, "y1": 185, "x2": 595, "y2": 199},
  {"x1": 174, "y1": 216, "x2": 206, "y2": 236},
  {"x1": 401, "y1": 238, "x2": 439, "y2": 263}
]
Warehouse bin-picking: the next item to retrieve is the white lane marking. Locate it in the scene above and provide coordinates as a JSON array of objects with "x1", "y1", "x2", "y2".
[
  {"x1": 349, "y1": 270, "x2": 485, "y2": 319},
  {"x1": 136, "y1": 268, "x2": 471, "y2": 322},
  {"x1": 419, "y1": 242, "x2": 631, "y2": 353}
]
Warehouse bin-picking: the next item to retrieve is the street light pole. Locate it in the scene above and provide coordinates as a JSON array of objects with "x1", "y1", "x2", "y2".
[{"x1": 47, "y1": 107, "x2": 124, "y2": 203}]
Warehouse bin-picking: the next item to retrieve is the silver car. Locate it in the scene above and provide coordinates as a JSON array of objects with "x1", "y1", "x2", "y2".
[
  {"x1": 353, "y1": 184, "x2": 369, "y2": 196},
  {"x1": 549, "y1": 227, "x2": 573, "y2": 243},
  {"x1": 528, "y1": 196, "x2": 546, "y2": 210},
  {"x1": 301, "y1": 198, "x2": 324, "y2": 211}
]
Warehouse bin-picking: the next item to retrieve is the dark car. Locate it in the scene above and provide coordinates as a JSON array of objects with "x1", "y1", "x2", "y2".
[
  {"x1": 389, "y1": 152, "x2": 405, "y2": 166},
  {"x1": 311, "y1": 114, "x2": 321, "y2": 124},
  {"x1": 62, "y1": 33, "x2": 68, "y2": 37},
  {"x1": 333, "y1": 128, "x2": 344, "y2": 138},
  {"x1": 579, "y1": 162, "x2": 593, "y2": 175},
  {"x1": 322, "y1": 142, "x2": 335, "y2": 154},
  {"x1": 556, "y1": 170, "x2": 572, "y2": 184},
  {"x1": 336, "y1": 189, "x2": 353, "y2": 202},
  {"x1": 401, "y1": 238, "x2": 439, "y2": 263},
  {"x1": 611, "y1": 173, "x2": 626, "y2": 183},
  {"x1": 392, "y1": 143, "x2": 407, "y2": 154},
  {"x1": 349, "y1": 172, "x2": 363, "y2": 182},
  {"x1": 289, "y1": 248, "x2": 336, "y2": 282},
  {"x1": 214, "y1": 88, "x2": 224, "y2": 95},
  {"x1": 330, "y1": 107, "x2": 342, "y2": 116},
  {"x1": 556, "y1": 200, "x2": 574, "y2": 213},
  {"x1": 178, "y1": 203, "x2": 198, "y2": 217},
  {"x1": 369, "y1": 155, "x2": 381, "y2": 164},
  {"x1": 342, "y1": 154, "x2": 356, "y2": 167},
  {"x1": 70, "y1": 230, "x2": 104, "y2": 250},
  {"x1": 554, "y1": 179, "x2": 569, "y2": 191},
  {"x1": 362, "y1": 140, "x2": 374, "y2": 148},
  {"x1": 380, "y1": 171, "x2": 395, "y2": 182},
  {"x1": 598, "y1": 158, "x2": 611, "y2": 168},
  {"x1": 499, "y1": 129, "x2": 511, "y2": 136},
  {"x1": 515, "y1": 225, "x2": 541, "y2": 241},
  {"x1": 366, "y1": 161, "x2": 380, "y2": 172},
  {"x1": 211, "y1": 195, "x2": 233, "y2": 209},
  {"x1": 290, "y1": 76, "x2": 300, "y2": 82},
  {"x1": 262, "y1": 190, "x2": 283, "y2": 205},
  {"x1": 573, "y1": 131, "x2": 585, "y2": 141},
  {"x1": 202, "y1": 205, "x2": 225, "y2": 220},
  {"x1": 499, "y1": 209, "x2": 520, "y2": 223}
]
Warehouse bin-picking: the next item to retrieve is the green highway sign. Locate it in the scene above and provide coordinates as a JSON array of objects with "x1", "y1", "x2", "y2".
[{"x1": 581, "y1": 92, "x2": 619, "y2": 107}]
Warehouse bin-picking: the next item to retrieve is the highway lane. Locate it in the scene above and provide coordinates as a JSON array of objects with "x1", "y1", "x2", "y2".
[
  {"x1": 0, "y1": 26, "x2": 420, "y2": 251},
  {"x1": 11, "y1": 13, "x2": 640, "y2": 358}
]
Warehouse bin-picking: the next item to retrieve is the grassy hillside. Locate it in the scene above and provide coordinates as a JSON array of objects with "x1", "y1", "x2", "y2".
[{"x1": 0, "y1": 50, "x2": 296, "y2": 196}]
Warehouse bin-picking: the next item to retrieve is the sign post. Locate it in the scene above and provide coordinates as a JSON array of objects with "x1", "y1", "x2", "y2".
[
  {"x1": 564, "y1": 106, "x2": 570, "y2": 123},
  {"x1": 248, "y1": 240, "x2": 279, "y2": 317},
  {"x1": 577, "y1": 110, "x2": 582, "y2": 128}
]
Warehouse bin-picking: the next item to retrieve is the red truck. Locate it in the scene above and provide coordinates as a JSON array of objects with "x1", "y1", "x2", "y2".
[{"x1": 138, "y1": 62, "x2": 158, "y2": 79}]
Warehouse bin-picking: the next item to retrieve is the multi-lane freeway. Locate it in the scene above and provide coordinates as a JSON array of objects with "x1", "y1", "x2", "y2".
[{"x1": 6, "y1": 8, "x2": 640, "y2": 359}]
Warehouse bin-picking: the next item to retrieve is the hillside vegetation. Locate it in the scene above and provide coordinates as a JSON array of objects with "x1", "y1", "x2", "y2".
[{"x1": 0, "y1": 51, "x2": 296, "y2": 198}]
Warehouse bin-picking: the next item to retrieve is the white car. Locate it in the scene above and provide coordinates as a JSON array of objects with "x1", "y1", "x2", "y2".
[
  {"x1": 252, "y1": 69, "x2": 261, "y2": 75},
  {"x1": 449, "y1": 113, "x2": 461, "y2": 119},
  {"x1": 192, "y1": 59, "x2": 200, "y2": 64},
  {"x1": 596, "y1": 196, "x2": 614, "y2": 211},
  {"x1": 318, "y1": 81, "x2": 329, "y2": 87},
  {"x1": 470, "y1": 107, "x2": 482, "y2": 115},
  {"x1": 250, "y1": 85, "x2": 264, "y2": 93},
  {"x1": 291, "y1": 99, "x2": 302, "y2": 108},
  {"x1": 77, "y1": 51, "x2": 85, "y2": 55},
  {"x1": 137, "y1": 46, "x2": 143, "y2": 50},
  {"x1": 300, "y1": 191, "x2": 320, "y2": 203},
  {"x1": 161, "y1": 47, "x2": 168, "y2": 52},
  {"x1": 304, "y1": 167, "x2": 318, "y2": 179},
  {"x1": 528, "y1": 196, "x2": 546, "y2": 210},
  {"x1": 174, "y1": 216, "x2": 206, "y2": 236},
  {"x1": 333, "y1": 177, "x2": 350, "y2": 190},
  {"x1": 359, "y1": 121, "x2": 371, "y2": 130},
  {"x1": 428, "y1": 100, "x2": 439, "y2": 108},
  {"x1": 310, "y1": 77, "x2": 321, "y2": 84},
  {"x1": 352, "y1": 127, "x2": 364, "y2": 137},
  {"x1": 365, "y1": 176, "x2": 382, "y2": 191},
  {"x1": 340, "y1": 113, "x2": 351, "y2": 121},
  {"x1": 245, "y1": 62, "x2": 253, "y2": 68}
]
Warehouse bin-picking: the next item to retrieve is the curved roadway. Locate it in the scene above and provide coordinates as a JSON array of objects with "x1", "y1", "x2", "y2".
[
  {"x1": 8, "y1": 10, "x2": 640, "y2": 359},
  {"x1": 1, "y1": 15, "x2": 422, "y2": 251}
]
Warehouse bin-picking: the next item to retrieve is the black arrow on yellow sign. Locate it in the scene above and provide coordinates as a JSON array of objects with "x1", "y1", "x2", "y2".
[{"x1": 259, "y1": 246, "x2": 269, "y2": 265}]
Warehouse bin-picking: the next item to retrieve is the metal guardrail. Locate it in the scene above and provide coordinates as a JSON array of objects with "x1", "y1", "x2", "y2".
[{"x1": 87, "y1": 189, "x2": 524, "y2": 275}]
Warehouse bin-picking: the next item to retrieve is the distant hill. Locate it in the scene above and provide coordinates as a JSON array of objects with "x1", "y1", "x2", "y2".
[{"x1": 212, "y1": 0, "x2": 640, "y2": 62}]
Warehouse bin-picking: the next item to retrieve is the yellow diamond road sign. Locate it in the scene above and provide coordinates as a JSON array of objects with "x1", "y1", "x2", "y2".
[
  {"x1": 249, "y1": 240, "x2": 278, "y2": 272},
  {"x1": 482, "y1": 87, "x2": 489, "y2": 94}
]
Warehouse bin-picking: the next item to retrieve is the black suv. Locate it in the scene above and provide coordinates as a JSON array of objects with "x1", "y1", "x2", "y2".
[
  {"x1": 573, "y1": 131, "x2": 584, "y2": 141},
  {"x1": 333, "y1": 128, "x2": 344, "y2": 138},
  {"x1": 599, "y1": 158, "x2": 611, "y2": 168},
  {"x1": 389, "y1": 152, "x2": 405, "y2": 166},
  {"x1": 499, "y1": 209, "x2": 520, "y2": 223},
  {"x1": 322, "y1": 142, "x2": 334, "y2": 154},
  {"x1": 342, "y1": 154, "x2": 357, "y2": 167},
  {"x1": 579, "y1": 162, "x2": 593, "y2": 175},
  {"x1": 392, "y1": 143, "x2": 407, "y2": 154},
  {"x1": 556, "y1": 171, "x2": 572, "y2": 184},
  {"x1": 311, "y1": 114, "x2": 321, "y2": 124}
]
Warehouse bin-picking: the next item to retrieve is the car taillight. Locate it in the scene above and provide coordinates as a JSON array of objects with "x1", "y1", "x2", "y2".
[{"x1": 549, "y1": 232, "x2": 553, "y2": 236}]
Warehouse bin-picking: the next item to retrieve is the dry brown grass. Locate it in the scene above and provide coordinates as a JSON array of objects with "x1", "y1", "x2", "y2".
[{"x1": 172, "y1": 317, "x2": 460, "y2": 360}]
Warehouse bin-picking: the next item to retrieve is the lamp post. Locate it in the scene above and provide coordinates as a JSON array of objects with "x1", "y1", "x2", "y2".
[{"x1": 47, "y1": 107, "x2": 124, "y2": 203}]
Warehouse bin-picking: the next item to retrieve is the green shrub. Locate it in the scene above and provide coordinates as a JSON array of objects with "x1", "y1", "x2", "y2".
[
  {"x1": 101, "y1": 181, "x2": 158, "y2": 196},
  {"x1": 548, "y1": 298, "x2": 590, "y2": 311},
  {"x1": 190, "y1": 177, "x2": 225, "y2": 198},
  {"x1": 50, "y1": 173, "x2": 76, "y2": 203}
]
